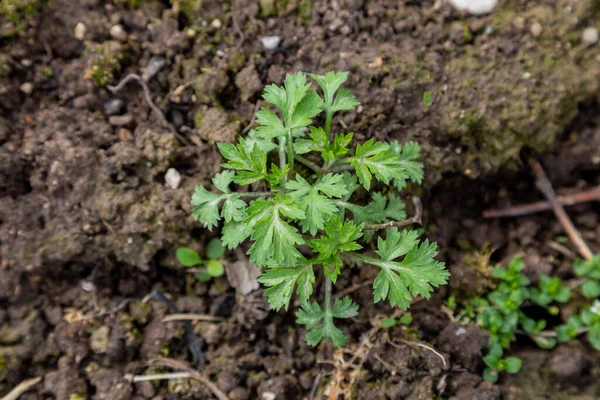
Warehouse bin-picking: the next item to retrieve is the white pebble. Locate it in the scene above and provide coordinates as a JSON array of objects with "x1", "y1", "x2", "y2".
[
  {"x1": 210, "y1": 18, "x2": 222, "y2": 29},
  {"x1": 582, "y1": 27, "x2": 598, "y2": 46},
  {"x1": 522, "y1": 72, "x2": 531, "y2": 79},
  {"x1": 262, "y1": 393, "x2": 276, "y2": 400},
  {"x1": 74, "y1": 22, "x2": 87, "y2": 40},
  {"x1": 19, "y1": 82, "x2": 33, "y2": 95},
  {"x1": 261, "y1": 35, "x2": 281, "y2": 51},
  {"x1": 449, "y1": 0, "x2": 498, "y2": 15},
  {"x1": 165, "y1": 168, "x2": 182, "y2": 189},
  {"x1": 530, "y1": 22, "x2": 542, "y2": 38},
  {"x1": 110, "y1": 24, "x2": 128, "y2": 42}
]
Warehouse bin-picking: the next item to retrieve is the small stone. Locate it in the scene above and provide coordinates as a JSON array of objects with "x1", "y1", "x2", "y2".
[
  {"x1": 215, "y1": 50, "x2": 226, "y2": 57},
  {"x1": 118, "y1": 128, "x2": 133, "y2": 141},
  {"x1": 74, "y1": 22, "x2": 87, "y2": 40},
  {"x1": 261, "y1": 35, "x2": 280, "y2": 50},
  {"x1": 142, "y1": 56, "x2": 166, "y2": 82},
  {"x1": 449, "y1": 0, "x2": 498, "y2": 15},
  {"x1": 530, "y1": 22, "x2": 543, "y2": 38},
  {"x1": 340, "y1": 25, "x2": 351, "y2": 35},
  {"x1": 109, "y1": 114, "x2": 133, "y2": 126},
  {"x1": 19, "y1": 82, "x2": 33, "y2": 95},
  {"x1": 582, "y1": 27, "x2": 598, "y2": 46},
  {"x1": 165, "y1": 168, "x2": 182, "y2": 189},
  {"x1": 90, "y1": 326, "x2": 110, "y2": 353},
  {"x1": 103, "y1": 97, "x2": 125, "y2": 116},
  {"x1": 110, "y1": 24, "x2": 128, "y2": 41},
  {"x1": 262, "y1": 393, "x2": 276, "y2": 400},
  {"x1": 21, "y1": 59, "x2": 32, "y2": 67},
  {"x1": 484, "y1": 25, "x2": 495, "y2": 35},
  {"x1": 522, "y1": 72, "x2": 531, "y2": 79},
  {"x1": 328, "y1": 18, "x2": 344, "y2": 32},
  {"x1": 210, "y1": 19, "x2": 222, "y2": 29}
]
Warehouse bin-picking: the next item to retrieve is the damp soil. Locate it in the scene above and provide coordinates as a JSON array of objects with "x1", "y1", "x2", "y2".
[{"x1": 1, "y1": 0, "x2": 600, "y2": 399}]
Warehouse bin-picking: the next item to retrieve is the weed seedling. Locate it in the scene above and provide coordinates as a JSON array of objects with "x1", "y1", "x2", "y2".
[
  {"x1": 190, "y1": 71, "x2": 448, "y2": 347},
  {"x1": 176, "y1": 238, "x2": 226, "y2": 282}
]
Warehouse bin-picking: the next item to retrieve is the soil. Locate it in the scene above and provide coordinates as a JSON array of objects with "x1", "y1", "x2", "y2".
[{"x1": 1, "y1": 0, "x2": 600, "y2": 399}]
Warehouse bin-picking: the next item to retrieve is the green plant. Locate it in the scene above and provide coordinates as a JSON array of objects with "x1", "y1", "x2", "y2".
[
  {"x1": 176, "y1": 238, "x2": 226, "y2": 282},
  {"x1": 455, "y1": 255, "x2": 600, "y2": 383},
  {"x1": 190, "y1": 71, "x2": 448, "y2": 347}
]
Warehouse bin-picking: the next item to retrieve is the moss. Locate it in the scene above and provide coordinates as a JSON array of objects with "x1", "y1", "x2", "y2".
[
  {"x1": 0, "y1": 354, "x2": 7, "y2": 382},
  {"x1": 297, "y1": 0, "x2": 312, "y2": 24},
  {"x1": 171, "y1": 0, "x2": 201, "y2": 20},
  {"x1": 0, "y1": 0, "x2": 46, "y2": 38},
  {"x1": 68, "y1": 393, "x2": 87, "y2": 400},
  {"x1": 84, "y1": 41, "x2": 127, "y2": 86}
]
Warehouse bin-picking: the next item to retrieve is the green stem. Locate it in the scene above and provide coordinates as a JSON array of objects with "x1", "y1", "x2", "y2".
[
  {"x1": 325, "y1": 276, "x2": 333, "y2": 316},
  {"x1": 329, "y1": 163, "x2": 354, "y2": 173},
  {"x1": 278, "y1": 136, "x2": 287, "y2": 172},
  {"x1": 295, "y1": 155, "x2": 322, "y2": 175},
  {"x1": 325, "y1": 110, "x2": 333, "y2": 141},
  {"x1": 237, "y1": 191, "x2": 274, "y2": 199},
  {"x1": 286, "y1": 129, "x2": 294, "y2": 180}
]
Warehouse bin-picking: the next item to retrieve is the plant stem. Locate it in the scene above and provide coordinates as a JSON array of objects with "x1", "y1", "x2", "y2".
[
  {"x1": 278, "y1": 136, "x2": 287, "y2": 172},
  {"x1": 325, "y1": 110, "x2": 333, "y2": 141},
  {"x1": 325, "y1": 276, "x2": 333, "y2": 316},
  {"x1": 294, "y1": 155, "x2": 322, "y2": 175},
  {"x1": 237, "y1": 191, "x2": 274, "y2": 199},
  {"x1": 287, "y1": 130, "x2": 295, "y2": 180},
  {"x1": 329, "y1": 163, "x2": 354, "y2": 173}
]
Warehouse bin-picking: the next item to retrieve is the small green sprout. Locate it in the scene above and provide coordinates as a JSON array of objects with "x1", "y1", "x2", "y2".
[
  {"x1": 176, "y1": 238, "x2": 226, "y2": 282},
  {"x1": 380, "y1": 314, "x2": 413, "y2": 328},
  {"x1": 482, "y1": 343, "x2": 522, "y2": 384},
  {"x1": 423, "y1": 91, "x2": 432, "y2": 106},
  {"x1": 530, "y1": 275, "x2": 570, "y2": 306},
  {"x1": 190, "y1": 71, "x2": 448, "y2": 348}
]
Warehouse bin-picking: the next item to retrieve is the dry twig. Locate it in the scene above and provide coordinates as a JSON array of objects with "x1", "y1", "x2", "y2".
[
  {"x1": 0, "y1": 377, "x2": 42, "y2": 400},
  {"x1": 149, "y1": 358, "x2": 230, "y2": 400},
  {"x1": 162, "y1": 313, "x2": 225, "y2": 323},
  {"x1": 529, "y1": 157, "x2": 593, "y2": 260},
  {"x1": 125, "y1": 372, "x2": 192, "y2": 382},
  {"x1": 241, "y1": 100, "x2": 261, "y2": 135},
  {"x1": 483, "y1": 186, "x2": 600, "y2": 218}
]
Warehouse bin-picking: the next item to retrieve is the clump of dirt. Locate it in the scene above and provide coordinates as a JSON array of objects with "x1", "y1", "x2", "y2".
[{"x1": 1, "y1": 0, "x2": 600, "y2": 398}]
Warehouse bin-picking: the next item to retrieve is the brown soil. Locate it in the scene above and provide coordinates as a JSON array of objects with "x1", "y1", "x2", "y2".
[{"x1": 1, "y1": 0, "x2": 599, "y2": 399}]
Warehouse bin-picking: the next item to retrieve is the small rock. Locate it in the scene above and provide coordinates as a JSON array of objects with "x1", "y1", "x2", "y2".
[
  {"x1": 210, "y1": 19, "x2": 222, "y2": 29},
  {"x1": 165, "y1": 168, "x2": 181, "y2": 189},
  {"x1": 340, "y1": 25, "x2": 351, "y2": 35},
  {"x1": 109, "y1": 114, "x2": 133, "y2": 126},
  {"x1": 522, "y1": 72, "x2": 531, "y2": 79},
  {"x1": 216, "y1": 49, "x2": 226, "y2": 57},
  {"x1": 530, "y1": 22, "x2": 543, "y2": 37},
  {"x1": 142, "y1": 56, "x2": 166, "y2": 82},
  {"x1": 21, "y1": 59, "x2": 32, "y2": 67},
  {"x1": 484, "y1": 25, "x2": 495, "y2": 35},
  {"x1": 118, "y1": 128, "x2": 133, "y2": 141},
  {"x1": 19, "y1": 82, "x2": 33, "y2": 95},
  {"x1": 449, "y1": 0, "x2": 498, "y2": 15},
  {"x1": 110, "y1": 24, "x2": 128, "y2": 41},
  {"x1": 261, "y1": 35, "x2": 280, "y2": 50},
  {"x1": 582, "y1": 27, "x2": 598, "y2": 46},
  {"x1": 74, "y1": 22, "x2": 87, "y2": 40},
  {"x1": 90, "y1": 326, "x2": 110, "y2": 353},
  {"x1": 328, "y1": 18, "x2": 344, "y2": 32},
  {"x1": 103, "y1": 97, "x2": 125, "y2": 116}
]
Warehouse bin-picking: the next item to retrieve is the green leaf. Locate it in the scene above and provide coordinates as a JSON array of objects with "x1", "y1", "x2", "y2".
[
  {"x1": 331, "y1": 296, "x2": 359, "y2": 319},
  {"x1": 310, "y1": 71, "x2": 349, "y2": 105},
  {"x1": 194, "y1": 270, "x2": 213, "y2": 282},
  {"x1": 265, "y1": 163, "x2": 289, "y2": 188},
  {"x1": 574, "y1": 255, "x2": 600, "y2": 279},
  {"x1": 483, "y1": 368, "x2": 499, "y2": 383},
  {"x1": 505, "y1": 357, "x2": 522, "y2": 374},
  {"x1": 218, "y1": 138, "x2": 267, "y2": 185},
  {"x1": 191, "y1": 186, "x2": 223, "y2": 230},
  {"x1": 258, "y1": 262, "x2": 315, "y2": 311},
  {"x1": 309, "y1": 216, "x2": 363, "y2": 282},
  {"x1": 207, "y1": 260, "x2": 225, "y2": 277},
  {"x1": 331, "y1": 89, "x2": 360, "y2": 113},
  {"x1": 295, "y1": 301, "x2": 324, "y2": 329},
  {"x1": 294, "y1": 127, "x2": 353, "y2": 162},
  {"x1": 376, "y1": 229, "x2": 420, "y2": 262},
  {"x1": 390, "y1": 141, "x2": 424, "y2": 190},
  {"x1": 306, "y1": 316, "x2": 348, "y2": 348},
  {"x1": 285, "y1": 174, "x2": 348, "y2": 235},
  {"x1": 221, "y1": 222, "x2": 251, "y2": 249},
  {"x1": 399, "y1": 314, "x2": 413, "y2": 325},
  {"x1": 176, "y1": 247, "x2": 202, "y2": 267},
  {"x1": 423, "y1": 91, "x2": 432, "y2": 106},
  {"x1": 245, "y1": 194, "x2": 305, "y2": 267},
  {"x1": 254, "y1": 108, "x2": 287, "y2": 139},
  {"x1": 582, "y1": 280, "x2": 600, "y2": 298},
  {"x1": 290, "y1": 91, "x2": 323, "y2": 129},
  {"x1": 587, "y1": 323, "x2": 600, "y2": 350},
  {"x1": 245, "y1": 130, "x2": 279, "y2": 153},
  {"x1": 532, "y1": 335, "x2": 556, "y2": 349},
  {"x1": 380, "y1": 318, "x2": 397, "y2": 328},
  {"x1": 205, "y1": 238, "x2": 225, "y2": 260},
  {"x1": 347, "y1": 193, "x2": 406, "y2": 241},
  {"x1": 356, "y1": 233, "x2": 448, "y2": 310},
  {"x1": 350, "y1": 139, "x2": 410, "y2": 190}
]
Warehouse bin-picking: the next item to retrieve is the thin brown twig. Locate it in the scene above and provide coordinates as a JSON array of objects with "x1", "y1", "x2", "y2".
[
  {"x1": 107, "y1": 74, "x2": 193, "y2": 147},
  {"x1": 392, "y1": 339, "x2": 447, "y2": 367},
  {"x1": 0, "y1": 376, "x2": 42, "y2": 400},
  {"x1": 333, "y1": 280, "x2": 373, "y2": 299},
  {"x1": 363, "y1": 196, "x2": 423, "y2": 231},
  {"x1": 162, "y1": 313, "x2": 225, "y2": 323},
  {"x1": 125, "y1": 372, "x2": 192, "y2": 382},
  {"x1": 483, "y1": 186, "x2": 600, "y2": 218},
  {"x1": 230, "y1": 5, "x2": 245, "y2": 48},
  {"x1": 148, "y1": 358, "x2": 230, "y2": 400},
  {"x1": 529, "y1": 157, "x2": 593, "y2": 260},
  {"x1": 309, "y1": 372, "x2": 323, "y2": 400},
  {"x1": 241, "y1": 100, "x2": 261, "y2": 135}
]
